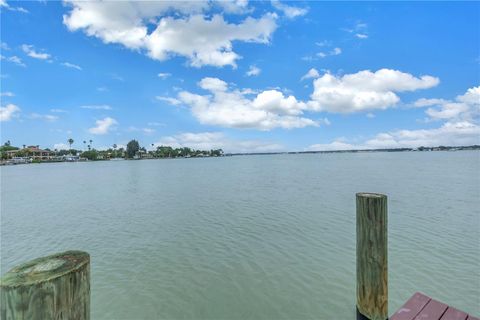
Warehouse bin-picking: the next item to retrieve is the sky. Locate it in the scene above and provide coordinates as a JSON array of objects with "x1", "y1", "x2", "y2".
[{"x1": 1, "y1": 1, "x2": 479, "y2": 153}]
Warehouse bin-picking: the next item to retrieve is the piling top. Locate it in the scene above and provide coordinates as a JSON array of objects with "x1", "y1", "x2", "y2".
[
  {"x1": 0, "y1": 250, "x2": 89, "y2": 288},
  {"x1": 356, "y1": 192, "x2": 387, "y2": 199}
]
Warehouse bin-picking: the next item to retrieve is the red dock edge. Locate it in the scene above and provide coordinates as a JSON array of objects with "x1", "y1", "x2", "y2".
[{"x1": 390, "y1": 292, "x2": 479, "y2": 320}]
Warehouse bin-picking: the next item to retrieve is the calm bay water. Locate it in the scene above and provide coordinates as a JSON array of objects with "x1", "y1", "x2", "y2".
[{"x1": 1, "y1": 151, "x2": 479, "y2": 319}]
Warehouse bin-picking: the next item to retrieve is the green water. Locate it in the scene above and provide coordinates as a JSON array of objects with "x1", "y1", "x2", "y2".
[{"x1": 1, "y1": 151, "x2": 479, "y2": 319}]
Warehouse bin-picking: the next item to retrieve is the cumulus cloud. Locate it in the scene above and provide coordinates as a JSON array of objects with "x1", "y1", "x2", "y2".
[
  {"x1": 88, "y1": 117, "x2": 118, "y2": 135},
  {"x1": 301, "y1": 68, "x2": 320, "y2": 81},
  {"x1": 63, "y1": 1, "x2": 277, "y2": 68},
  {"x1": 154, "y1": 131, "x2": 284, "y2": 153},
  {"x1": 177, "y1": 77, "x2": 317, "y2": 130},
  {"x1": 1, "y1": 91, "x2": 14, "y2": 97},
  {"x1": 164, "y1": 69, "x2": 439, "y2": 130},
  {"x1": 308, "y1": 121, "x2": 480, "y2": 151},
  {"x1": 246, "y1": 65, "x2": 261, "y2": 76},
  {"x1": 271, "y1": 0, "x2": 308, "y2": 19},
  {"x1": 415, "y1": 86, "x2": 479, "y2": 121},
  {"x1": 308, "y1": 86, "x2": 480, "y2": 151},
  {"x1": 61, "y1": 62, "x2": 82, "y2": 70},
  {"x1": 0, "y1": 103, "x2": 20, "y2": 121},
  {"x1": 21, "y1": 44, "x2": 51, "y2": 60},
  {"x1": 308, "y1": 69, "x2": 439, "y2": 113}
]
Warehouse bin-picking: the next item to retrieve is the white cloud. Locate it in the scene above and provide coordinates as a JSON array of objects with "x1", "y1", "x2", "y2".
[
  {"x1": 173, "y1": 69, "x2": 438, "y2": 129},
  {"x1": 21, "y1": 44, "x2": 51, "y2": 60},
  {"x1": 308, "y1": 121, "x2": 480, "y2": 151},
  {"x1": 63, "y1": 1, "x2": 277, "y2": 68},
  {"x1": 344, "y1": 22, "x2": 368, "y2": 38},
  {"x1": 97, "y1": 86, "x2": 108, "y2": 92},
  {"x1": 80, "y1": 104, "x2": 112, "y2": 110},
  {"x1": 308, "y1": 69, "x2": 439, "y2": 113},
  {"x1": 0, "y1": 103, "x2": 20, "y2": 121},
  {"x1": 1, "y1": 42, "x2": 10, "y2": 50},
  {"x1": 301, "y1": 68, "x2": 320, "y2": 81},
  {"x1": 1, "y1": 91, "x2": 14, "y2": 97},
  {"x1": 30, "y1": 113, "x2": 59, "y2": 122},
  {"x1": 415, "y1": 86, "x2": 479, "y2": 121},
  {"x1": 156, "y1": 96, "x2": 182, "y2": 106},
  {"x1": 246, "y1": 65, "x2": 261, "y2": 77},
  {"x1": 308, "y1": 140, "x2": 356, "y2": 151},
  {"x1": 317, "y1": 47, "x2": 342, "y2": 58},
  {"x1": 1, "y1": 55, "x2": 26, "y2": 67},
  {"x1": 271, "y1": 0, "x2": 308, "y2": 19},
  {"x1": 177, "y1": 77, "x2": 317, "y2": 130},
  {"x1": 154, "y1": 132, "x2": 284, "y2": 153},
  {"x1": 157, "y1": 72, "x2": 171, "y2": 79},
  {"x1": 0, "y1": 0, "x2": 28, "y2": 13},
  {"x1": 414, "y1": 98, "x2": 448, "y2": 107},
  {"x1": 88, "y1": 117, "x2": 118, "y2": 135},
  {"x1": 308, "y1": 86, "x2": 480, "y2": 151},
  {"x1": 61, "y1": 62, "x2": 82, "y2": 70}
]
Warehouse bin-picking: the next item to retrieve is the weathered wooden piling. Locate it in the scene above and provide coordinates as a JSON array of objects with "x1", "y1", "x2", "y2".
[
  {"x1": 0, "y1": 250, "x2": 90, "y2": 320},
  {"x1": 356, "y1": 193, "x2": 388, "y2": 320}
]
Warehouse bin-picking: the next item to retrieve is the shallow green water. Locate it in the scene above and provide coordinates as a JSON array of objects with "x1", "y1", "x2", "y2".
[{"x1": 1, "y1": 151, "x2": 479, "y2": 319}]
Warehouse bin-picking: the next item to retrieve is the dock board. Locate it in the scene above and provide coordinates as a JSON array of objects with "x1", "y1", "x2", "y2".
[{"x1": 390, "y1": 292, "x2": 478, "y2": 320}]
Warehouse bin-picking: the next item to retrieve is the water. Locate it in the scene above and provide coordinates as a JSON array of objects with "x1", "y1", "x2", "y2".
[{"x1": 1, "y1": 151, "x2": 479, "y2": 319}]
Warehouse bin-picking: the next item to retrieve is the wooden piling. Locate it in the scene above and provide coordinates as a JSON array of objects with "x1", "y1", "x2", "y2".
[
  {"x1": 1, "y1": 250, "x2": 90, "y2": 320},
  {"x1": 356, "y1": 193, "x2": 388, "y2": 320}
]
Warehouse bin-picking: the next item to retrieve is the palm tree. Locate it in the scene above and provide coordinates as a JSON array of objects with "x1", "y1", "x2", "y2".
[
  {"x1": 87, "y1": 145, "x2": 91, "y2": 151},
  {"x1": 83, "y1": 140, "x2": 86, "y2": 151},
  {"x1": 89, "y1": 140, "x2": 93, "y2": 150},
  {"x1": 22, "y1": 144, "x2": 26, "y2": 149},
  {"x1": 113, "y1": 144, "x2": 117, "y2": 158},
  {"x1": 67, "y1": 139, "x2": 74, "y2": 156}
]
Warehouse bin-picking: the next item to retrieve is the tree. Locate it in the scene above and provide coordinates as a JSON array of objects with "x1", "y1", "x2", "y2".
[
  {"x1": 126, "y1": 140, "x2": 140, "y2": 158},
  {"x1": 81, "y1": 150, "x2": 98, "y2": 161},
  {"x1": 83, "y1": 140, "x2": 86, "y2": 150},
  {"x1": 68, "y1": 138, "x2": 74, "y2": 150}
]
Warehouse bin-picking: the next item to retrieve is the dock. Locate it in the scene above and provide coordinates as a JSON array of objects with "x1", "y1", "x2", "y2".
[{"x1": 390, "y1": 292, "x2": 478, "y2": 320}]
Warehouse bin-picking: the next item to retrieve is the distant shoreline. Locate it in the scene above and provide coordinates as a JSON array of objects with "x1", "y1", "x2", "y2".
[
  {"x1": 1, "y1": 145, "x2": 478, "y2": 166},
  {"x1": 227, "y1": 145, "x2": 480, "y2": 156}
]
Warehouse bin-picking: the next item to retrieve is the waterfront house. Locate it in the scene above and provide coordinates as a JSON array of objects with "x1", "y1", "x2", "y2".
[{"x1": 6, "y1": 146, "x2": 53, "y2": 161}]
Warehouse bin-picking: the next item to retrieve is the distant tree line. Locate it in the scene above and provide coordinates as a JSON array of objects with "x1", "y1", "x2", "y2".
[{"x1": 0, "y1": 139, "x2": 223, "y2": 161}]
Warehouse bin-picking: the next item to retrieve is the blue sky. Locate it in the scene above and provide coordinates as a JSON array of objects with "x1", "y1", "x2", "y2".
[{"x1": 1, "y1": 1, "x2": 479, "y2": 152}]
